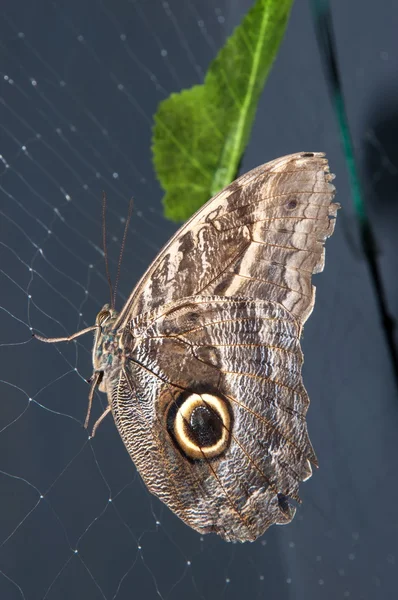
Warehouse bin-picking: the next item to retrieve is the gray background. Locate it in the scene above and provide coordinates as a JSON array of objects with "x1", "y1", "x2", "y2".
[{"x1": 1, "y1": 1, "x2": 397, "y2": 599}]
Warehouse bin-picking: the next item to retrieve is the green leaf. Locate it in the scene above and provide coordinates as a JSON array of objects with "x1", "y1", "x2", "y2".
[{"x1": 152, "y1": 0, "x2": 295, "y2": 222}]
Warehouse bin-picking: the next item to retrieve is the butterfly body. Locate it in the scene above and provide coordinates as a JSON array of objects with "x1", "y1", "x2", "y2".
[{"x1": 38, "y1": 152, "x2": 338, "y2": 542}]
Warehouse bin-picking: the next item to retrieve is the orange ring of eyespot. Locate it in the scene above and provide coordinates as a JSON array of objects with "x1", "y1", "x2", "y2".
[{"x1": 173, "y1": 393, "x2": 231, "y2": 460}]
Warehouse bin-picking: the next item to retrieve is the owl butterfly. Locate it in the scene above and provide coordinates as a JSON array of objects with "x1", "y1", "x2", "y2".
[{"x1": 36, "y1": 152, "x2": 338, "y2": 542}]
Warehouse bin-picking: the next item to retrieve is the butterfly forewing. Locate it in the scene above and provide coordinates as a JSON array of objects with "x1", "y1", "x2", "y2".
[{"x1": 115, "y1": 152, "x2": 337, "y2": 328}]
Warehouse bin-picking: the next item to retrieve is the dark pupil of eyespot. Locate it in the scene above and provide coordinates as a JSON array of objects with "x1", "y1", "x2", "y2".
[
  {"x1": 189, "y1": 406, "x2": 223, "y2": 447},
  {"x1": 277, "y1": 493, "x2": 290, "y2": 514}
]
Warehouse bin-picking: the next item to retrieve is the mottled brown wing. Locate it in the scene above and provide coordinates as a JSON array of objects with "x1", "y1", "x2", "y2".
[
  {"x1": 115, "y1": 152, "x2": 338, "y2": 329},
  {"x1": 112, "y1": 297, "x2": 315, "y2": 542}
]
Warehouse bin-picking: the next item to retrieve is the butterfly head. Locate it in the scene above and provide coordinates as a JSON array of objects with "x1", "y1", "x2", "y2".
[{"x1": 95, "y1": 303, "x2": 119, "y2": 327}]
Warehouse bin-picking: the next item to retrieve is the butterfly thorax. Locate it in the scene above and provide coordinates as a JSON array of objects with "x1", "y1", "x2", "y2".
[{"x1": 92, "y1": 305, "x2": 124, "y2": 393}]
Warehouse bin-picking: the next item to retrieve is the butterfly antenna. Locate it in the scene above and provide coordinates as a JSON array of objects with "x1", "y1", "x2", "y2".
[
  {"x1": 102, "y1": 191, "x2": 114, "y2": 308},
  {"x1": 113, "y1": 197, "x2": 134, "y2": 308}
]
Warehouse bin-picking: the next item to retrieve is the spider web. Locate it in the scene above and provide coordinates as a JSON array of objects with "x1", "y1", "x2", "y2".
[{"x1": 1, "y1": 1, "x2": 398, "y2": 599}]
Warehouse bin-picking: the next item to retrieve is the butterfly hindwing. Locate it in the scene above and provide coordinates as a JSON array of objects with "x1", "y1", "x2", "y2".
[{"x1": 111, "y1": 296, "x2": 315, "y2": 541}]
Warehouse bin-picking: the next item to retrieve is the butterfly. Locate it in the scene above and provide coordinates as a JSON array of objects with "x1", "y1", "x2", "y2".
[{"x1": 35, "y1": 152, "x2": 338, "y2": 542}]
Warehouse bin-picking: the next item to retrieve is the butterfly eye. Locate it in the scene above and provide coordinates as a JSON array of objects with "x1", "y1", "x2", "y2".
[
  {"x1": 169, "y1": 393, "x2": 232, "y2": 460},
  {"x1": 96, "y1": 309, "x2": 111, "y2": 326}
]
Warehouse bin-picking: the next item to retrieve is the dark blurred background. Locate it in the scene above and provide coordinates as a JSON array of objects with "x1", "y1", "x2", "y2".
[{"x1": 1, "y1": 1, "x2": 397, "y2": 599}]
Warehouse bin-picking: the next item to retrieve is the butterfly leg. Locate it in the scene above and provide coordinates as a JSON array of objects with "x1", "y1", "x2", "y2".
[
  {"x1": 84, "y1": 371, "x2": 111, "y2": 437},
  {"x1": 33, "y1": 325, "x2": 99, "y2": 344},
  {"x1": 90, "y1": 406, "x2": 112, "y2": 438},
  {"x1": 84, "y1": 371, "x2": 103, "y2": 429}
]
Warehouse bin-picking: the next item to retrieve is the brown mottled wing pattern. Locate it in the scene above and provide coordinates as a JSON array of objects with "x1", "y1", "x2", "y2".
[
  {"x1": 112, "y1": 297, "x2": 314, "y2": 541},
  {"x1": 115, "y1": 152, "x2": 338, "y2": 328},
  {"x1": 107, "y1": 152, "x2": 338, "y2": 542}
]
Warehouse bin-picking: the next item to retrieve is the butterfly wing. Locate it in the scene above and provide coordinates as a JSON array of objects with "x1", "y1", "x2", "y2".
[
  {"x1": 114, "y1": 296, "x2": 314, "y2": 542},
  {"x1": 107, "y1": 152, "x2": 338, "y2": 541},
  {"x1": 115, "y1": 152, "x2": 338, "y2": 329}
]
